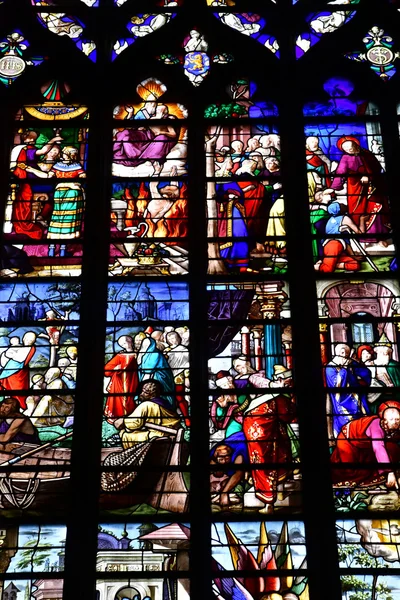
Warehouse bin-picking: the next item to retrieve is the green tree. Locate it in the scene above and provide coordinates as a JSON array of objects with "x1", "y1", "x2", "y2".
[
  {"x1": 339, "y1": 545, "x2": 392, "y2": 600},
  {"x1": 16, "y1": 538, "x2": 52, "y2": 571}
]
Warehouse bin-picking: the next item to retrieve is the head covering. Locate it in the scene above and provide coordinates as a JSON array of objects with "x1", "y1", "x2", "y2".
[
  {"x1": 327, "y1": 202, "x2": 342, "y2": 216},
  {"x1": 378, "y1": 400, "x2": 400, "y2": 419},
  {"x1": 223, "y1": 188, "x2": 241, "y2": 199},
  {"x1": 45, "y1": 367, "x2": 61, "y2": 384},
  {"x1": 215, "y1": 147, "x2": 231, "y2": 163},
  {"x1": 273, "y1": 365, "x2": 292, "y2": 379},
  {"x1": 134, "y1": 332, "x2": 146, "y2": 342},
  {"x1": 375, "y1": 333, "x2": 392, "y2": 348},
  {"x1": 337, "y1": 136, "x2": 361, "y2": 152},
  {"x1": 216, "y1": 370, "x2": 231, "y2": 380},
  {"x1": 215, "y1": 370, "x2": 232, "y2": 386},
  {"x1": 356, "y1": 344, "x2": 375, "y2": 362},
  {"x1": 66, "y1": 345, "x2": 78, "y2": 358}
]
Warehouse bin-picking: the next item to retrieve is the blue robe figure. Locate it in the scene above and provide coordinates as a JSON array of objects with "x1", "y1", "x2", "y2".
[
  {"x1": 139, "y1": 337, "x2": 175, "y2": 406},
  {"x1": 61, "y1": 374, "x2": 75, "y2": 390},
  {"x1": 217, "y1": 185, "x2": 249, "y2": 270},
  {"x1": 210, "y1": 431, "x2": 249, "y2": 467},
  {"x1": 325, "y1": 349, "x2": 371, "y2": 437},
  {"x1": 0, "y1": 357, "x2": 25, "y2": 381}
]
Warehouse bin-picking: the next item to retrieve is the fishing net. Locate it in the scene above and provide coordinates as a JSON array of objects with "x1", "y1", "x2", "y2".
[{"x1": 100, "y1": 441, "x2": 152, "y2": 492}]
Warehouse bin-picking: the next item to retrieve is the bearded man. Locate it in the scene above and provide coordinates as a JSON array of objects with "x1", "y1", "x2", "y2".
[
  {"x1": 326, "y1": 136, "x2": 389, "y2": 239},
  {"x1": 114, "y1": 380, "x2": 180, "y2": 448}
]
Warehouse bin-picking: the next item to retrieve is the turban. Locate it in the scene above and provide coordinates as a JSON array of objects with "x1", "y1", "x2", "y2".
[
  {"x1": 327, "y1": 202, "x2": 342, "y2": 216},
  {"x1": 273, "y1": 364, "x2": 292, "y2": 379}
]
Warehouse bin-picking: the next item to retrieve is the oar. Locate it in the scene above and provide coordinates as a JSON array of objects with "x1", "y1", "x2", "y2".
[
  {"x1": 144, "y1": 422, "x2": 178, "y2": 436},
  {"x1": 0, "y1": 431, "x2": 74, "y2": 466}
]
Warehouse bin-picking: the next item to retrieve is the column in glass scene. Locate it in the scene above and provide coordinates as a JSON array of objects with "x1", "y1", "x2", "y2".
[{"x1": 207, "y1": 281, "x2": 301, "y2": 515}]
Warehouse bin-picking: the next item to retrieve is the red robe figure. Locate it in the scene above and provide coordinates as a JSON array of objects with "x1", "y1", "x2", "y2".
[
  {"x1": 331, "y1": 400, "x2": 400, "y2": 489},
  {"x1": 237, "y1": 180, "x2": 267, "y2": 242},
  {"x1": 0, "y1": 332, "x2": 37, "y2": 410},
  {"x1": 329, "y1": 136, "x2": 388, "y2": 235},
  {"x1": 11, "y1": 131, "x2": 62, "y2": 239},
  {"x1": 11, "y1": 131, "x2": 44, "y2": 240},
  {"x1": 243, "y1": 383, "x2": 295, "y2": 509},
  {"x1": 104, "y1": 335, "x2": 139, "y2": 418}
]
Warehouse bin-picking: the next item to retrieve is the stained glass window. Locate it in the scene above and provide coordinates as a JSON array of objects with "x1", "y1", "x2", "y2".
[{"x1": 1, "y1": 1, "x2": 400, "y2": 600}]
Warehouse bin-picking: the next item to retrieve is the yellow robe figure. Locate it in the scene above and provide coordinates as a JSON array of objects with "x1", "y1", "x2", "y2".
[
  {"x1": 266, "y1": 196, "x2": 286, "y2": 249},
  {"x1": 120, "y1": 400, "x2": 180, "y2": 447}
]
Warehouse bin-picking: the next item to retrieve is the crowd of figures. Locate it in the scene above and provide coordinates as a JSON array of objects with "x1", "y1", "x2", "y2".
[
  {"x1": 103, "y1": 325, "x2": 190, "y2": 453},
  {"x1": 1, "y1": 127, "x2": 87, "y2": 277},
  {"x1": 307, "y1": 133, "x2": 395, "y2": 273},
  {"x1": 323, "y1": 338, "x2": 400, "y2": 495},
  {"x1": 0, "y1": 313, "x2": 78, "y2": 449},
  {"x1": 207, "y1": 129, "x2": 285, "y2": 273},
  {"x1": 207, "y1": 127, "x2": 395, "y2": 275}
]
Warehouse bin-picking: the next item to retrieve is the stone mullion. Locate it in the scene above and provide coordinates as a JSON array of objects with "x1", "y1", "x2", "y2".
[
  {"x1": 275, "y1": 3, "x2": 343, "y2": 599},
  {"x1": 62, "y1": 10, "x2": 112, "y2": 600}
]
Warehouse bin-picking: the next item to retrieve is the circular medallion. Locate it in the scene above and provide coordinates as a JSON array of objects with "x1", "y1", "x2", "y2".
[
  {"x1": 0, "y1": 55, "x2": 26, "y2": 78},
  {"x1": 366, "y1": 45, "x2": 394, "y2": 66}
]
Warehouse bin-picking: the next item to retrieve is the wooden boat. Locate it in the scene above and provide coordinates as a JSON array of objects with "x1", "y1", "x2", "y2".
[{"x1": 0, "y1": 440, "x2": 71, "y2": 510}]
